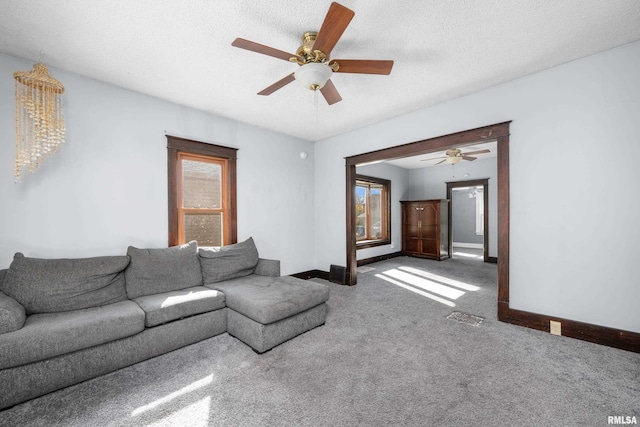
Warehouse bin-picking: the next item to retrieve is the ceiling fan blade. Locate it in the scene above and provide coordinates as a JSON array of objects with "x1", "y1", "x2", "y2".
[
  {"x1": 257, "y1": 73, "x2": 295, "y2": 96},
  {"x1": 320, "y1": 79, "x2": 342, "y2": 105},
  {"x1": 421, "y1": 156, "x2": 446, "y2": 162},
  {"x1": 312, "y1": 2, "x2": 355, "y2": 57},
  {"x1": 462, "y1": 156, "x2": 477, "y2": 161},
  {"x1": 435, "y1": 159, "x2": 447, "y2": 165},
  {"x1": 462, "y1": 149, "x2": 491, "y2": 156},
  {"x1": 232, "y1": 38, "x2": 294, "y2": 61},
  {"x1": 332, "y1": 59, "x2": 394, "y2": 75}
]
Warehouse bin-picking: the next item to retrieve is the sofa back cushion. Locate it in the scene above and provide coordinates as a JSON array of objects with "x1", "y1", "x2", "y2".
[
  {"x1": 199, "y1": 237, "x2": 259, "y2": 284},
  {"x1": 125, "y1": 241, "x2": 203, "y2": 299},
  {"x1": 1, "y1": 253, "x2": 129, "y2": 314}
]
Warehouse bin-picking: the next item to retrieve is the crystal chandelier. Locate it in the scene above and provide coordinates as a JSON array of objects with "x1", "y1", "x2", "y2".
[{"x1": 13, "y1": 63, "x2": 66, "y2": 181}]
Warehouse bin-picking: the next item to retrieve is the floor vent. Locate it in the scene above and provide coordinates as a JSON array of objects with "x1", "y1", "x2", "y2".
[{"x1": 447, "y1": 311, "x2": 484, "y2": 326}]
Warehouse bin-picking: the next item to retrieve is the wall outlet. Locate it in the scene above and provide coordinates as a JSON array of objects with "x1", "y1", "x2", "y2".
[
  {"x1": 550, "y1": 320, "x2": 562, "y2": 336},
  {"x1": 390, "y1": 242, "x2": 394, "y2": 249}
]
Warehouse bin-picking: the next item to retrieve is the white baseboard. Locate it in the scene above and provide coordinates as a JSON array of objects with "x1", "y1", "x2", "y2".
[{"x1": 452, "y1": 242, "x2": 483, "y2": 249}]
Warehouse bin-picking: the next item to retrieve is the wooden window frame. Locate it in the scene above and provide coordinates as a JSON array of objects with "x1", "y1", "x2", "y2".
[
  {"x1": 177, "y1": 152, "x2": 229, "y2": 245},
  {"x1": 167, "y1": 136, "x2": 237, "y2": 247},
  {"x1": 355, "y1": 174, "x2": 391, "y2": 249}
]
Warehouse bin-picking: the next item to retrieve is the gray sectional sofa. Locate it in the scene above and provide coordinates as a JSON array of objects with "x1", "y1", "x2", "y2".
[{"x1": 0, "y1": 238, "x2": 329, "y2": 410}]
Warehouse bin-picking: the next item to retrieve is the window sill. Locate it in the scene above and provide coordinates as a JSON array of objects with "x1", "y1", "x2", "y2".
[{"x1": 356, "y1": 239, "x2": 391, "y2": 250}]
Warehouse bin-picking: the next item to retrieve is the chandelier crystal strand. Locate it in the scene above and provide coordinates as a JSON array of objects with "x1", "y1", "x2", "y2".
[{"x1": 13, "y1": 63, "x2": 65, "y2": 182}]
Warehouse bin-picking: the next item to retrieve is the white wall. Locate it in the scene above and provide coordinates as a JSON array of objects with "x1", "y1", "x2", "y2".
[
  {"x1": 314, "y1": 40, "x2": 640, "y2": 333},
  {"x1": 408, "y1": 157, "x2": 497, "y2": 257},
  {"x1": 355, "y1": 162, "x2": 409, "y2": 260},
  {"x1": 0, "y1": 53, "x2": 315, "y2": 275}
]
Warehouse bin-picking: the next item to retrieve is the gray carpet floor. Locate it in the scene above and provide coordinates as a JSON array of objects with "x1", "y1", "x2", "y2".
[{"x1": 1, "y1": 253, "x2": 639, "y2": 426}]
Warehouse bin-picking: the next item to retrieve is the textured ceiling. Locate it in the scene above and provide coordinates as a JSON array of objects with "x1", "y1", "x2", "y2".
[{"x1": 1, "y1": 1, "x2": 639, "y2": 142}]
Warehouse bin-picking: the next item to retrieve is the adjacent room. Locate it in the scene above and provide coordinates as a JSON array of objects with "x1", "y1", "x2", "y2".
[{"x1": 1, "y1": 1, "x2": 639, "y2": 426}]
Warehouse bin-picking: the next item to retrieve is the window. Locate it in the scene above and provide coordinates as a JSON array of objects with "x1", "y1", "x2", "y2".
[
  {"x1": 167, "y1": 136, "x2": 237, "y2": 247},
  {"x1": 355, "y1": 175, "x2": 391, "y2": 248}
]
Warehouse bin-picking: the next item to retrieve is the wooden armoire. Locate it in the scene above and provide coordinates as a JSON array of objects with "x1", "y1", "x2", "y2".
[{"x1": 401, "y1": 200, "x2": 450, "y2": 260}]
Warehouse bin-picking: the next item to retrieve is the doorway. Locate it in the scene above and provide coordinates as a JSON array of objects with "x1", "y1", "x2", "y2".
[
  {"x1": 446, "y1": 179, "x2": 489, "y2": 262},
  {"x1": 344, "y1": 121, "x2": 510, "y2": 313}
]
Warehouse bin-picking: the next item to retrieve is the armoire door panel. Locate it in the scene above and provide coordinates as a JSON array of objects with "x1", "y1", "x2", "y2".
[
  {"x1": 421, "y1": 205, "x2": 437, "y2": 225},
  {"x1": 420, "y1": 238, "x2": 438, "y2": 255},
  {"x1": 405, "y1": 206, "x2": 421, "y2": 226},
  {"x1": 420, "y1": 224, "x2": 437, "y2": 239},
  {"x1": 404, "y1": 238, "x2": 420, "y2": 253},
  {"x1": 405, "y1": 225, "x2": 421, "y2": 239}
]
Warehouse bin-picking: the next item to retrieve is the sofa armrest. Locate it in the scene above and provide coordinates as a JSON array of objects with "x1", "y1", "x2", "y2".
[
  {"x1": 254, "y1": 258, "x2": 280, "y2": 277},
  {"x1": 0, "y1": 290, "x2": 26, "y2": 334}
]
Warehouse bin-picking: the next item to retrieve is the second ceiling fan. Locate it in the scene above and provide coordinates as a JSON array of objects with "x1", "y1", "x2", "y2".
[
  {"x1": 231, "y1": 2, "x2": 394, "y2": 105},
  {"x1": 421, "y1": 148, "x2": 491, "y2": 165}
]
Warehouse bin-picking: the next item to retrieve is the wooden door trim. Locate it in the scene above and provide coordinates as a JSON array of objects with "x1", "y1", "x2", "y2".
[
  {"x1": 345, "y1": 121, "x2": 510, "y2": 286},
  {"x1": 446, "y1": 178, "x2": 490, "y2": 262}
]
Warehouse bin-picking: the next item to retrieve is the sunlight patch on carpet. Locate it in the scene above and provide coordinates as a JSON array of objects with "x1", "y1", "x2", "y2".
[
  {"x1": 447, "y1": 311, "x2": 484, "y2": 326},
  {"x1": 131, "y1": 374, "x2": 213, "y2": 416},
  {"x1": 376, "y1": 273, "x2": 456, "y2": 307},
  {"x1": 382, "y1": 269, "x2": 465, "y2": 300},
  {"x1": 357, "y1": 266, "x2": 375, "y2": 273},
  {"x1": 397, "y1": 266, "x2": 480, "y2": 291}
]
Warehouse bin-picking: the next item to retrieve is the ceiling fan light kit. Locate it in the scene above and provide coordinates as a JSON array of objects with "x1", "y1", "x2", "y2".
[
  {"x1": 231, "y1": 2, "x2": 393, "y2": 105},
  {"x1": 294, "y1": 62, "x2": 332, "y2": 90},
  {"x1": 446, "y1": 156, "x2": 462, "y2": 165}
]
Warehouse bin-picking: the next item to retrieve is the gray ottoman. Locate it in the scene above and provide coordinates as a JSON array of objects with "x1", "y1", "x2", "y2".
[{"x1": 208, "y1": 275, "x2": 329, "y2": 353}]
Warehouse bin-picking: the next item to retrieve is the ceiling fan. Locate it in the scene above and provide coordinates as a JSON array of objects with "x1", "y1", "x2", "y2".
[
  {"x1": 231, "y1": 2, "x2": 394, "y2": 105},
  {"x1": 421, "y1": 148, "x2": 491, "y2": 165}
]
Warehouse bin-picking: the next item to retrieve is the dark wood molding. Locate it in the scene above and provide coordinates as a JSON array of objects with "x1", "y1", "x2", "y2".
[
  {"x1": 487, "y1": 256, "x2": 498, "y2": 264},
  {"x1": 446, "y1": 178, "x2": 489, "y2": 262},
  {"x1": 167, "y1": 148, "x2": 179, "y2": 247},
  {"x1": 357, "y1": 251, "x2": 403, "y2": 266},
  {"x1": 496, "y1": 134, "x2": 510, "y2": 305},
  {"x1": 498, "y1": 302, "x2": 640, "y2": 353},
  {"x1": 346, "y1": 122, "x2": 510, "y2": 287},
  {"x1": 356, "y1": 240, "x2": 392, "y2": 250},
  {"x1": 346, "y1": 163, "x2": 358, "y2": 285},
  {"x1": 355, "y1": 174, "x2": 392, "y2": 249},
  {"x1": 167, "y1": 135, "x2": 238, "y2": 159},
  {"x1": 166, "y1": 135, "x2": 238, "y2": 247},
  {"x1": 346, "y1": 122, "x2": 511, "y2": 166},
  {"x1": 228, "y1": 157, "x2": 238, "y2": 244}
]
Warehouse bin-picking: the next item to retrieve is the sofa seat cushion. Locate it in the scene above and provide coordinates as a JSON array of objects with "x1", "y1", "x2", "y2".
[
  {"x1": 207, "y1": 275, "x2": 329, "y2": 325},
  {"x1": 1, "y1": 253, "x2": 129, "y2": 314},
  {"x1": 132, "y1": 286, "x2": 226, "y2": 327},
  {"x1": 0, "y1": 300, "x2": 144, "y2": 370},
  {"x1": 125, "y1": 241, "x2": 203, "y2": 299}
]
